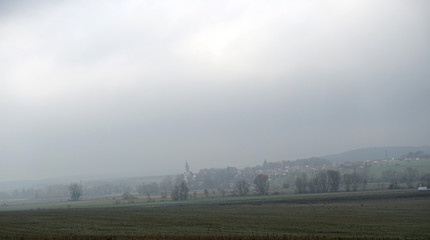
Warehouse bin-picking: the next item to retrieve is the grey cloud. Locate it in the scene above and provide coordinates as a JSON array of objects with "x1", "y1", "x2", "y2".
[{"x1": 1, "y1": 0, "x2": 429, "y2": 181}]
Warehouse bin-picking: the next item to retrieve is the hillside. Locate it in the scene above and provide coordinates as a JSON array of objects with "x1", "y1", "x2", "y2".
[{"x1": 322, "y1": 145, "x2": 430, "y2": 163}]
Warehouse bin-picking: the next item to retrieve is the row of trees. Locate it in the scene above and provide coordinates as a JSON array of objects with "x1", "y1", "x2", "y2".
[
  {"x1": 295, "y1": 170, "x2": 342, "y2": 193},
  {"x1": 167, "y1": 174, "x2": 271, "y2": 201},
  {"x1": 67, "y1": 167, "x2": 429, "y2": 201},
  {"x1": 66, "y1": 168, "x2": 430, "y2": 201},
  {"x1": 0, "y1": 185, "x2": 70, "y2": 200},
  {"x1": 234, "y1": 174, "x2": 269, "y2": 196},
  {"x1": 381, "y1": 167, "x2": 420, "y2": 189},
  {"x1": 295, "y1": 167, "x2": 430, "y2": 193},
  {"x1": 14, "y1": 172, "x2": 269, "y2": 202},
  {"x1": 3, "y1": 157, "x2": 429, "y2": 202}
]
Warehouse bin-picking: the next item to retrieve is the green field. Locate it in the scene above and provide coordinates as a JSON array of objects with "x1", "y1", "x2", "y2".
[
  {"x1": 366, "y1": 158, "x2": 430, "y2": 177},
  {"x1": 0, "y1": 190, "x2": 429, "y2": 240}
]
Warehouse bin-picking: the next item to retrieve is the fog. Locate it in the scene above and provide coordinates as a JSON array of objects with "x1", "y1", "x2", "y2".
[{"x1": 1, "y1": 0, "x2": 429, "y2": 181}]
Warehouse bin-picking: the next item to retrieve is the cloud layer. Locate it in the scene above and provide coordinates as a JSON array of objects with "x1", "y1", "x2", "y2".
[{"x1": 1, "y1": 0, "x2": 429, "y2": 181}]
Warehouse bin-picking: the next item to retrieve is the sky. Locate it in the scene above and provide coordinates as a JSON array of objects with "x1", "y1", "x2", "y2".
[{"x1": 0, "y1": 0, "x2": 429, "y2": 182}]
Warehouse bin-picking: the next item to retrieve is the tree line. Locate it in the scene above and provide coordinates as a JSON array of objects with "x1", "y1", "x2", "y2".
[
  {"x1": 2, "y1": 156, "x2": 430, "y2": 202},
  {"x1": 295, "y1": 170, "x2": 342, "y2": 193}
]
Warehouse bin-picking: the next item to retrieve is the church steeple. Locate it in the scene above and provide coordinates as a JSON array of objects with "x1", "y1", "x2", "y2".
[
  {"x1": 185, "y1": 162, "x2": 189, "y2": 172},
  {"x1": 184, "y1": 162, "x2": 191, "y2": 183}
]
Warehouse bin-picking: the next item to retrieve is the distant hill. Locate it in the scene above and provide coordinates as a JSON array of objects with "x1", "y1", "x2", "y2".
[{"x1": 322, "y1": 146, "x2": 430, "y2": 163}]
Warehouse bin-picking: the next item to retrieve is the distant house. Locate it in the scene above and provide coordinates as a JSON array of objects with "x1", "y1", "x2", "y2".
[{"x1": 417, "y1": 186, "x2": 428, "y2": 191}]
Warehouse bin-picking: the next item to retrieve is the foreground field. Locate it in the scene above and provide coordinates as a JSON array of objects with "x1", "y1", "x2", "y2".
[{"x1": 0, "y1": 191, "x2": 429, "y2": 240}]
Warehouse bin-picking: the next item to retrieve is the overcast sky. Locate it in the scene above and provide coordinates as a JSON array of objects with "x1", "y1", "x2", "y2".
[{"x1": 1, "y1": 0, "x2": 429, "y2": 182}]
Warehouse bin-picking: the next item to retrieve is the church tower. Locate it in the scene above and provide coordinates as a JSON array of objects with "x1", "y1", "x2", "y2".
[{"x1": 184, "y1": 162, "x2": 191, "y2": 183}]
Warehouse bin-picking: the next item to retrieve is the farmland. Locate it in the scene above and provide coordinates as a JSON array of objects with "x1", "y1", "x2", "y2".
[{"x1": 0, "y1": 190, "x2": 429, "y2": 240}]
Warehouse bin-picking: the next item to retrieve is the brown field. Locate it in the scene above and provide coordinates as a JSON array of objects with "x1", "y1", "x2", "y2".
[{"x1": 0, "y1": 190, "x2": 429, "y2": 240}]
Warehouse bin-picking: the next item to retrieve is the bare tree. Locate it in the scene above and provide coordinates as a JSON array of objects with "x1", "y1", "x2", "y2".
[
  {"x1": 219, "y1": 189, "x2": 226, "y2": 197},
  {"x1": 69, "y1": 183, "x2": 82, "y2": 201},
  {"x1": 317, "y1": 171, "x2": 328, "y2": 192},
  {"x1": 236, "y1": 180, "x2": 250, "y2": 196},
  {"x1": 422, "y1": 173, "x2": 430, "y2": 186},
  {"x1": 404, "y1": 167, "x2": 418, "y2": 188},
  {"x1": 122, "y1": 192, "x2": 136, "y2": 200},
  {"x1": 171, "y1": 186, "x2": 180, "y2": 200},
  {"x1": 137, "y1": 182, "x2": 159, "y2": 196},
  {"x1": 382, "y1": 169, "x2": 401, "y2": 189},
  {"x1": 343, "y1": 173, "x2": 352, "y2": 192},
  {"x1": 351, "y1": 168, "x2": 362, "y2": 192},
  {"x1": 254, "y1": 174, "x2": 269, "y2": 195},
  {"x1": 171, "y1": 181, "x2": 189, "y2": 201},
  {"x1": 327, "y1": 170, "x2": 341, "y2": 192},
  {"x1": 179, "y1": 181, "x2": 189, "y2": 200},
  {"x1": 295, "y1": 173, "x2": 307, "y2": 193}
]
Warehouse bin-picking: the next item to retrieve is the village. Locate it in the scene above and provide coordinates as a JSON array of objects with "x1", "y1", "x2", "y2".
[{"x1": 1, "y1": 151, "x2": 429, "y2": 202}]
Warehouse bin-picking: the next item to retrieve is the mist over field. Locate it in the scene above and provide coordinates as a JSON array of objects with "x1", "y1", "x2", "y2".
[{"x1": 1, "y1": 0, "x2": 430, "y2": 182}]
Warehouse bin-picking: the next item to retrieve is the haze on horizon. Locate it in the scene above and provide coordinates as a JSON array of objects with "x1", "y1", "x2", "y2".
[{"x1": 1, "y1": 0, "x2": 429, "y2": 182}]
